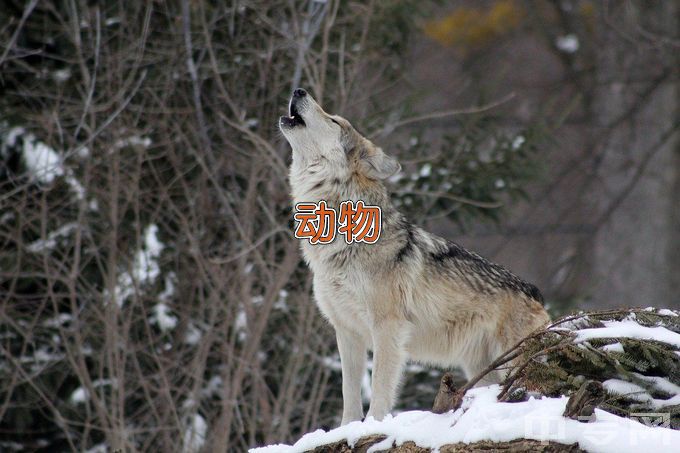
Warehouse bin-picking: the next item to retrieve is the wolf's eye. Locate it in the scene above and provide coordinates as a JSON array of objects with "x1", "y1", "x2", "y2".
[{"x1": 330, "y1": 118, "x2": 340, "y2": 126}]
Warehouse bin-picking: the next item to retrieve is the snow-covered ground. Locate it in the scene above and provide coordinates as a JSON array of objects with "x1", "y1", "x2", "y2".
[
  {"x1": 253, "y1": 309, "x2": 680, "y2": 453},
  {"x1": 251, "y1": 384, "x2": 679, "y2": 453}
]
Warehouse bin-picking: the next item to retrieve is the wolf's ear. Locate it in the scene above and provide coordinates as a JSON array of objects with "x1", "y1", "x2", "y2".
[{"x1": 360, "y1": 147, "x2": 401, "y2": 180}]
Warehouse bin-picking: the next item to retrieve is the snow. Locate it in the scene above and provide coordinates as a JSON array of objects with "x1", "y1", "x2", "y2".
[
  {"x1": 419, "y1": 163, "x2": 432, "y2": 178},
  {"x1": 657, "y1": 309, "x2": 678, "y2": 317},
  {"x1": 43, "y1": 313, "x2": 73, "y2": 328},
  {"x1": 603, "y1": 379, "x2": 680, "y2": 409},
  {"x1": 151, "y1": 273, "x2": 178, "y2": 331},
  {"x1": 143, "y1": 224, "x2": 163, "y2": 259},
  {"x1": 321, "y1": 356, "x2": 342, "y2": 371},
  {"x1": 250, "y1": 385, "x2": 679, "y2": 453},
  {"x1": 202, "y1": 375, "x2": 223, "y2": 398},
  {"x1": 114, "y1": 135, "x2": 152, "y2": 149},
  {"x1": 65, "y1": 174, "x2": 86, "y2": 201},
  {"x1": 575, "y1": 320, "x2": 680, "y2": 348},
  {"x1": 556, "y1": 34, "x2": 579, "y2": 53},
  {"x1": 77, "y1": 145, "x2": 91, "y2": 158},
  {"x1": 151, "y1": 303, "x2": 178, "y2": 331},
  {"x1": 70, "y1": 387, "x2": 89, "y2": 404},
  {"x1": 22, "y1": 135, "x2": 64, "y2": 183},
  {"x1": 134, "y1": 224, "x2": 163, "y2": 282},
  {"x1": 53, "y1": 69, "x2": 71, "y2": 82},
  {"x1": 600, "y1": 342, "x2": 624, "y2": 353},
  {"x1": 69, "y1": 379, "x2": 114, "y2": 404},
  {"x1": 159, "y1": 272, "x2": 176, "y2": 302},
  {"x1": 20, "y1": 347, "x2": 64, "y2": 365},
  {"x1": 84, "y1": 444, "x2": 108, "y2": 453},
  {"x1": 602, "y1": 379, "x2": 649, "y2": 402},
  {"x1": 511, "y1": 135, "x2": 525, "y2": 150},
  {"x1": 182, "y1": 413, "x2": 207, "y2": 453},
  {"x1": 633, "y1": 374, "x2": 680, "y2": 396},
  {"x1": 4, "y1": 127, "x2": 92, "y2": 204},
  {"x1": 0, "y1": 441, "x2": 25, "y2": 451},
  {"x1": 184, "y1": 323, "x2": 202, "y2": 345},
  {"x1": 110, "y1": 224, "x2": 164, "y2": 306},
  {"x1": 274, "y1": 289, "x2": 289, "y2": 311},
  {"x1": 5, "y1": 126, "x2": 25, "y2": 147},
  {"x1": 26, "y1": 222, "x2": 79, "y2": 253},
  {"x1": 235, "y1": 310, "x2": 248, "y2": 341}
]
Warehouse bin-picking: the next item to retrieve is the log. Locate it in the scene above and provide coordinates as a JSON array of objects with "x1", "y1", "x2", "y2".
[{"x1": 308, "y1": 435, "x2": 585, "y2": 452}]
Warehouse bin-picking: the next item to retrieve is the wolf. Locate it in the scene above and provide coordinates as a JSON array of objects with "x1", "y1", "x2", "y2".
[{"x1": 279, "y1": 88, "x2": 550, "y2": 424}]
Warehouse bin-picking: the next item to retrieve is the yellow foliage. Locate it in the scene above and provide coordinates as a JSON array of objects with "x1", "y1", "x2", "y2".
[
  {"x1": 579, "y1": 0, "x2": 595, "y2": 19},
  {"x1": 578, "y1": 1, "x2": 596, "y2": 32},
  {"x1": 424, "y1": 0, "x2": 524, "y2": 50}
]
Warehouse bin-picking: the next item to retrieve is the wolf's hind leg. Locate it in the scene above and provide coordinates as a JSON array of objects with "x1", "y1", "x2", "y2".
[
  {"x1": 366, "y1": 319, "x2": 408, "y2": 421},
  {"x1": 463, "y1": 343, "x2": 500, "y2": 387},
  {"x1": 466, "y1": 366, "x2": 501, "y2": 387},
  {"x1": 337, "y1": 329, "x2": 367, "y2": 425}
]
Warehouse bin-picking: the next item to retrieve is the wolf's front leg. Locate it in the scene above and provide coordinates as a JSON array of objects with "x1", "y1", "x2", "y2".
[
  {"x1": 336, "y1": 329, "x2": 367, "y2": 425},
  {"x1": 366, "y1": 319, "x2": 407, "y2": 421}
]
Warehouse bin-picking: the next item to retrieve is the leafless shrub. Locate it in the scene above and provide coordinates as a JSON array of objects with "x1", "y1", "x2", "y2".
[{"x1": 0, "y1": 1, "x2": 435, "y2": 450}]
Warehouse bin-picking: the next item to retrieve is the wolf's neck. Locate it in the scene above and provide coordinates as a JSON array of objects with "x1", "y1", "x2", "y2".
[
  {"x1": 290, "y1": 165, "x2": 391, "y2": 207},
  {"x1": 293, "y1": 181, "x2": 392, "y2": 214}
]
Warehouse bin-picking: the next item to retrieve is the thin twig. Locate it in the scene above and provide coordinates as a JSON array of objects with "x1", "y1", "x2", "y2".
[
  {"x1": 371, "y1": 93, "x2": 516, "y2": 138},
  {"x1": 396, "y1": 189, "x2": 504, "y2": 209},
  {"x1": 0, "y1": 0, "x2": 39, "y2": 67}
]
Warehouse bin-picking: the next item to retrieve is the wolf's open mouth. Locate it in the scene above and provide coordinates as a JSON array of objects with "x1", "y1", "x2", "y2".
[{"x1": 280, "y1": 98, "x2": 306, "y2": 128}]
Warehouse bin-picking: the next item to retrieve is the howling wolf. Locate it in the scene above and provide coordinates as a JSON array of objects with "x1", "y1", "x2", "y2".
[{"x1": 280, "y1": 88, "x2": 550, "y2": 424}]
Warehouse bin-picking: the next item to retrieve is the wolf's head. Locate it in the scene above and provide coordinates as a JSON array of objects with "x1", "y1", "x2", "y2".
[{"x1": 279, "y1": 89, "x2": 400, "y2": 182}]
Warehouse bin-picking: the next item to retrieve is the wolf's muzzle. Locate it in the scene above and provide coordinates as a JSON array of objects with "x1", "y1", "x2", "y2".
[{"x1": 280, "y1": 88, "x2": 307, "y2": 129}]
